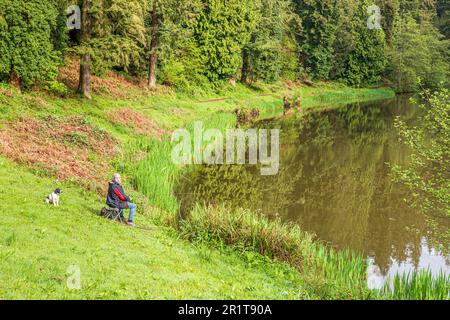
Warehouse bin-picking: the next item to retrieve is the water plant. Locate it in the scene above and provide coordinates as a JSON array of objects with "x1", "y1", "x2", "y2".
[
  {"x1": 179, "y1": 204, "x2": 371, "y2": 298},
  {"x1": 381, "y1": 269, "x2": 449, "y2": 300}
]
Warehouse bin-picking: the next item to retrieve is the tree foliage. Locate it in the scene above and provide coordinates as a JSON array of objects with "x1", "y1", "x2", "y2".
[
  {"x1": 0, "y1": 0, "x2": 63, "y2": 87},
  {"x1": 192, "y1": 0, "x2": 256, "y2": 82},
  {"x1": 338, "y1": 0, "x2": 387, "y2": 87},
  {"x1": 391, "y1": 86, "x2": 450, "y2": 216},
  {"x1": 145, "y1": 0, "x2": 204, "y2": 88},
  {"x1": 241, "y1": 0, "x2": 301, "y2": 84},
  {"x1": 387, "y1": 13, "x2": 449, "y2": 92},
  {"x1": 0, "y1": 0, "x2": 448, "y2": 92},
  {"x1": 293, "y1": 0, "x2": 339, "y2": 80},
  {"x1": 74, "y1": 0, "x2": 147, "y2": 75}
]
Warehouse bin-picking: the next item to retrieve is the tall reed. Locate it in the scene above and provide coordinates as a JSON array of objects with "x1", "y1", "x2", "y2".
[
  {"x1": 180, "y1": 204, "x2": 370, "y2": 296},
  {"x1": 131, "y1": 139, "x2": 180, "y2": 215},
  {"x1": 381, "y1": 269, "x2": 449, "y2": 300}
]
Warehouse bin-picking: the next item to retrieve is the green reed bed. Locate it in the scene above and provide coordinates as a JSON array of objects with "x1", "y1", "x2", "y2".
[
  {"x1": 302, "y1": 243, "x2": 368, "y2": 293},
  {"x1": 126, "y1": 112, "x2": 235, "y2": 218},
  {"x1": 179, "y1": 204, "x2": 371, "y2": 298},
  {"x1": 128, "y1": 138, "x2": 180, "y2": 215},
  {"x1": 176, "y1": 204, "x2": 449, "y2": 300},
  {"x1": 381, "y1": 269, "x2": 449, "y2": 300}
]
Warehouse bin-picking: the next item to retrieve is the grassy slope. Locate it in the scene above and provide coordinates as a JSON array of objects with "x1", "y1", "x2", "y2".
[
  {"x1": 0, "y1": 158, "x2": 314, "y2": 299},
  {"x1": 0, "y1": 81, "x2": 396, "y2": 299}
]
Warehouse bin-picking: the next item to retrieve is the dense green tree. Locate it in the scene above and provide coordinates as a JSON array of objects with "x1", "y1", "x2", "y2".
[
  {"x1": 241, "y1": 0, "x2": 301, "y2": 84},
  {"x1": 53, "y1": 0, "x2": 70, "y2": 57},
  {"x1": 417, "y1": 19, "x2": 450, "y2": 90},
  {"x1": 293, "y1": 0, "x2": 339, "y2": 80},
  {"x1": 435, "y1": 0, "x2": 450, "y2": 38},
  {"x1": 143, "y1": 0, "x2": 202, "y2": 88},
  {"x1": 73, "y1": 0, "x2": 147, "y2": 97},
  {"x1": 387, "y1": 13, "x2": 449, "y2": 92},
  {"x1": 192, "y1": 0, "x2": 257, "y2": 82},
  {"x1": 332, "y1": 0, "x2": 359, "y2": 80},
  {"x1": 86, "y1": 0, "x2": 147, "y2": 74},
  {"x1": 0, "y1": 4, "x2": 10, "y2": 80},
  {"x1": 0, "y1": 0, "x2": 63, "y2": 88},
  {"x1": 337, "y1": 0, "x2": 387, "y2": 86},
  {"x1": 399, "y1": 0, "x2": 437, "y2": 21},
  {"x1": 386, "y1": 14, "x2": 423, "y2": 92},
  {"x1": 377, "y1": 0, "x2": 399, "y2": 43},
  {"x1": 0, "y1": 0, "x2": 448, "y2": 94}
]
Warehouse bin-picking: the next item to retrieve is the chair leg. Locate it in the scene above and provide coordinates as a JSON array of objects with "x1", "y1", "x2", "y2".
[
  {"x1": 101, "y1": 208, "x2": 123, "y2": 222},
  {"x1": 113, "y1": 209, "x2": 121, "y2": 222}
]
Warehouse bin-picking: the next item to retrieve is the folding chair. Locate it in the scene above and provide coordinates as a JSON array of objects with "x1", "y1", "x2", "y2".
[{"x1": 100, "y1": 207, "x2": 126, "y2": 223}]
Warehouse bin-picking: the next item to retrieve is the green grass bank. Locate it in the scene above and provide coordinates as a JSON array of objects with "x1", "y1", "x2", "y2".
[{"x1": 4, "y1": 80, "x2": 445, "y2": 300}]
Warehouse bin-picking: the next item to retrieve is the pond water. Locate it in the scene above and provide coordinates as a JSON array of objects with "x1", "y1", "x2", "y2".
[{"x1": 177, "y1": 96, "x2": 449, "y2": 288}]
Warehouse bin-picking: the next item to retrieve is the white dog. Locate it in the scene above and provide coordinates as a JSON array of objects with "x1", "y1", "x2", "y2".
[{"x1": 45, "y1": 188, "x2": 62, "y2": 206}]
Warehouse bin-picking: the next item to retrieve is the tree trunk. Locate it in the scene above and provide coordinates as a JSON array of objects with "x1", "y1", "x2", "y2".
[
  {"x1": 241, "y1": 49, "x2": 249, "y2": 84},
  {"x1": 78, "y1": 0, "x2": 92, "y2": 99},
  {"x1": 9, "y1": 71, "x2": 22, "y2": 90},
  {"x1": 148, "y1": 1, "x2": 159, "y2": 88},
  {"x1": 79, "y1": 54, "x2": 91, "y2": 99}
]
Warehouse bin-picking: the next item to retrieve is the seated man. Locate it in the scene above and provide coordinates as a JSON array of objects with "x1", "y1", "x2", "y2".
[{"x1": 106, "y1": 173, "x2": 137, "y2": 227}]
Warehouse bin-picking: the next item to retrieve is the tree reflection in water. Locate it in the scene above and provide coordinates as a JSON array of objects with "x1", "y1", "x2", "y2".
[{"x1": 176, "y1": 96, "x2": 449, "y2": 276}]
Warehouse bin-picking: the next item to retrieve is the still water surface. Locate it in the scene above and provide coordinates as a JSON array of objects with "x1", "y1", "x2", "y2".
[{"x1": 177, "y1": 96, "x2": 449, "y2": 287}]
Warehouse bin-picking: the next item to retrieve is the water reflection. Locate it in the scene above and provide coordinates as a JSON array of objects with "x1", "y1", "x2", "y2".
[{"x1": 177, "y1": 96, "x2": 449, "y2": 278}]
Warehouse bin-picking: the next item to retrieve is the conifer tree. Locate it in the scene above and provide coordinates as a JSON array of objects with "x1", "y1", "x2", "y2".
[
  {"x1": 293, "y1": 0, "x2": 339, "y2": 80},
  {"x1": 193, "y1": 0, "x2": 256, "y2": 82},
  {"x1": 338, "y1": 0, "x2": 387, "y2": 87},
  {"x1": 0, "y1": 0, "x2": 63, "y2": 88},
  {"x1": 241, "y1": 0, "x2": 301, "y2": 84},
  {"x1": 74, "y1": 0, "x2": 147, "y2": 97}
]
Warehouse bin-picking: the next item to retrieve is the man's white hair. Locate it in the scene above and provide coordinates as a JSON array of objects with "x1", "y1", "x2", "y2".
[{"x1": 113, "y1": 173, "x2": 121, "y2": 181}]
